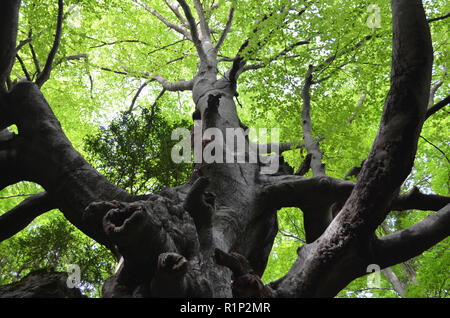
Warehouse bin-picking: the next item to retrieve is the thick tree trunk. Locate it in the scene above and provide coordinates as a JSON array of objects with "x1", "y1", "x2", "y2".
[{"x1": 1, "y1": 0, "x2": 449, "y2": 299}]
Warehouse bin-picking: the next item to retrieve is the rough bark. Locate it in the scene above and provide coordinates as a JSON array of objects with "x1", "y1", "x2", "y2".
[
  {"x1": 1, "y1": 0, "x2": 449, "y2": 299},
  {"x1": 0, "y1": 269, "x2": 85, "y2": 298}
]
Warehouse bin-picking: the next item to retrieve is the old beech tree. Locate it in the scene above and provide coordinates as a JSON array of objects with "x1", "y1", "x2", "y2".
[{"x1": 0, "y1": 0, "x2": 449, "y2": 297}]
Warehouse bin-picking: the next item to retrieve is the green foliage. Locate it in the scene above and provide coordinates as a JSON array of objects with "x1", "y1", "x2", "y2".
[
  {"x1": 1, "y1": 0, "x2": 448, "y2": 298},
  {"x1": 83, "y1": 107, "x2": 192, "y2": 194},
  {"x1": 0, "y1": 210, "x2": 115, "y2": 298}
]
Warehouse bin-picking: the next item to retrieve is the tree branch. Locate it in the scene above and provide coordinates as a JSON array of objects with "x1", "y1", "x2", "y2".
[
  {"x1": 0, "y1": 0, "x2": 21, "y2": 93},
  {"x1": 127, "y1": 81, "x2": 148, "y2": 113},
  {"x1": 35, "y1": 0, "x2": 64, "y2": 88},
  {"x1": 425, "y1": 95, "x2": 450, "y2": 120},
  {"x1": 374, "y1": 203, "x2": 450, "y2": 269},
  {"x1": 163, "y1": 0, "x2": 188, "y2": 27},
  {"x1": 249, "y1": 139, "x2": 307, "y2": 155},
  {"x1": 0, "y1": 192, "x2": 55, "y2": 242},
  {"x1": 131, "y1": 0, "x2": 192, "y2": 40},
  {"x1": 301, "y1": 65, "x2": 325, "y2": 176},
  {"x1": 176, "y1": 0, "x2": 208, "y2": 62},
  {"x1": 419, "y1": 135, "x2": 450, "y2": 164},
  {"x1": 427, "y1": 12, "x2": 450, "y2": 23},
  {"x1": 241, "y1": 40, "x2": 310, "y2": 73},
  {"x1": 28, "y1": 43, "x2": 41, "y2": 76},
  {"x1": 150, "y1": 73, "x2": 194, "y2": 91},
  {"x1": 90, "y1": 39, "x2": 148, "y2": 49},
  {"x1": 313, "y1": 35, "x2": 372, "y2": 72},
  {"x1": 15, "y1": 54, "x2": 32, "y2": 81},
  {"x1": 215, "y1": 6, "x2": 234, "y2": 51},
  {"x1": 193, "y1": 0, "x2": 211, "y2": 41},
  {"x1": 225, "y1": 7, "x2": 293, "y2": 83},
  {"x1": 54, "y1": 54, "x2": 87, "y2": 66},
  {"x1": 391, "y1": 186, "x2": 450, "y2": 212}
]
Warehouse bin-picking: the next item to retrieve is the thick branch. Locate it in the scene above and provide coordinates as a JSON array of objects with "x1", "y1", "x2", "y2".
[
  {"x1": 0, "y1": 130, "x2": 20, "y2": 189},
  {"x1": 193, "y1": 0, "x2": 211, "y2": 41},
  {"x1": 36, "y1": 0, "x2": 64, "y2": 88},
  {"x1": 0, "y1": 0, "x2": 21, "y2": 93},
  {"x1": 176, "y1": 0, "x2": 207, "y2": 62},
  {"x1": 374, "y1": 203, "x2": 450, "y2": 269},
  {"x1": 214, "y1": 249, "x2": 271, "y2": 298},
  {"x1": 0, "y1": 192, "x2": 55, "y2": 242},
  {"x1": 183, "y1": 177, "x2": 214, "y2": 249},
  {"x1": 391, "y1": 186, "x2": 450, "y2": 211},
  {"x1": 272, "y1": 1, "x2": 434, "y2": 297},
  {"x1": 151, "y1": 74, "x2": 194, "y2": 91},
  {"x1": 301, "y1": 65, "x2": 325, "y2": 176}
]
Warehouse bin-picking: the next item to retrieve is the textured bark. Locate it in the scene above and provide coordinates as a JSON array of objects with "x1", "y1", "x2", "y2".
[
  {"x1": 0, "y1": 270, "x2": 85, "y2": 298},
  {"x1": 1, "y1": 0, "x2": 449, "y2": 299}
]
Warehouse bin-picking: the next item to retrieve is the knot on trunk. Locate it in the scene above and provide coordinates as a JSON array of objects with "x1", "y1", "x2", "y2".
[
  {"x1": 213, "y1": 248, "x2": 271, "y2": 298},
  {"x1": 102, "y1": 201, "x2": 148, "y2": 244}
]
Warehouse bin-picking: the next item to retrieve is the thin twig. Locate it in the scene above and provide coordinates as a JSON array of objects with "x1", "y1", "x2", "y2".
[{"x1": 419, "y1": 135, "x2": 450, "y2": 164}]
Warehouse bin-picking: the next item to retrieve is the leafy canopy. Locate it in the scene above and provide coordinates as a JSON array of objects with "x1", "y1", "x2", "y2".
[{"x1": 0, "y1": 0, "x2": 448, "y2": 297}]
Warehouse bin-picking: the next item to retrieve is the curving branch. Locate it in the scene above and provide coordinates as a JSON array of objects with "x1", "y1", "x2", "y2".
[
  {"x1": 215, "y1": 6, "x2": 234, "y2": 51},
  {"x1": 0, "y1": 192, "x2": 55, "y2": 242},
  {"x1": 35, "y1": 0, "x2": 64, "y2": 88},
  {"x1": 391, "y1": 186, "x2": 450, "y2": 212},
  {"x1": 425, "y1": 95, "x2": 450, "y2": 120},
  {"x1": 150, "y1": 73, "x2": 194, "y2": 91},
  {"x1": 419, "y1": 135, "x2": 450, "y2": 164},
  {"x1": 269, "y1": 0, "x2": 435, "y2": 297},
  {"x1": 127, "y1": 81, "x2": 148, "y2": 113},
  {"x1": 374, "y1": 203, "x2": 450, "y2": 269}
]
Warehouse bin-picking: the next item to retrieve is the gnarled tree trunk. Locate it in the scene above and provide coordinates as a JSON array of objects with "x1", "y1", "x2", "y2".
[{"x1": 0, "y1": 0, "x2": 449, "y2": 298}]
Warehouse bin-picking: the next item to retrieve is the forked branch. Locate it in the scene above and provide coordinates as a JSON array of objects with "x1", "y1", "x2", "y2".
[
  {"x1": 36, "y1": 0, "x2": 64, "y2": 88},
  {"x1": 132, "y1": 0, "x2": 191, "y2": 40}
]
